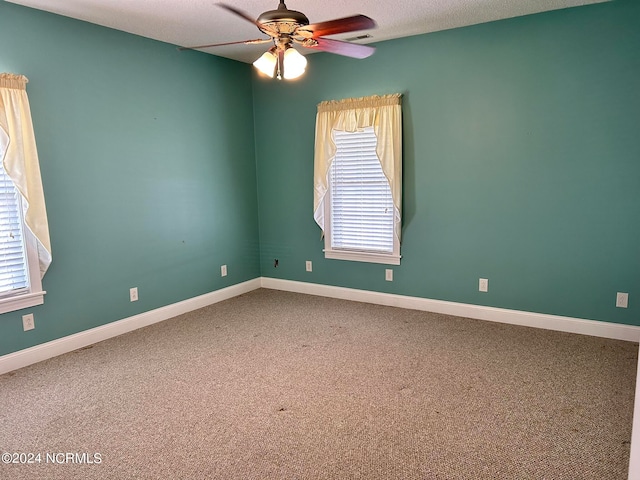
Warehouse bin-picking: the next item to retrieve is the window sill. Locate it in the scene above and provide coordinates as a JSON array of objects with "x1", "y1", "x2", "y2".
[
  {"x1": 0, "y1": 291, "x2": 45, "y2": 315},
  {"x1": 324, "y1": 249, "x2": 401, "y2": 265}
]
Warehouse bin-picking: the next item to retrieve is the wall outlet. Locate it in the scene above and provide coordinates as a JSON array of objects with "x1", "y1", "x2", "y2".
[
  {"x1": 221, "y1": 265, "x2": 227, "y2": 277},
  {"x1": 616, "y1": 292, "x2": 629, "y2": 308},
  {"x1": 130, "y1": 287, "x2": 138, "y2": 302},
  {"x1": 22, "y1": 313, "x2": 35, "y2": 331},
  {"x1": 479, "y1": 278, "x2": 489, "y2": 292},
  {"x1": 306, "y1": 260, "x2": 312, "y2": 272},
  {"x1": 385, "y1": 269, "x2": 393, "y2": 282}
]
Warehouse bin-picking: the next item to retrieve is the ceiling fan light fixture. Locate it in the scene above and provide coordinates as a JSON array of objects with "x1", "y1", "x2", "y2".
[
  {"x1": 253, "y1": 49, "x2": 277, "y2": 77},
  {"x1": 193, "y1": 2, "x2": 377, "y2": 81},
  {"x1": 282, "y1": 47, "x2": 307, "y2": 80}
]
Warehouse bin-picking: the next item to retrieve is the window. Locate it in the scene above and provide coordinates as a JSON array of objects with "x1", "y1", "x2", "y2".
[
  {"x1": 0, "y1": 73, "x2": 51, "y2": 314},
  {"x1": 325, "y1": 127, "x2": 399, "y2": 263},
  {"x1": 0, "y1": 160, "x2": 43, "y2": 313},
  {"x1": 313, "y1": 94, "x2": 402, "y2": 265}
]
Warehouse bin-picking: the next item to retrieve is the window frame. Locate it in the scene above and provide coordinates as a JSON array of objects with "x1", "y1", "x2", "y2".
[
  {"x1": 0, "y1": 189, "x2": 45, "y2": 314},
  {"x1": 323, "y1": 127, "x2": 401, "y2": 266}
]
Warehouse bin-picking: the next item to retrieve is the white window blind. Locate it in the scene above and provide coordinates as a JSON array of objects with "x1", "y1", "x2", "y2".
[
  {"x1": 0, "y1": 161, "x2": 29, "y2": 298},
  {"x1": 329, "y1": 127, "x2": 394, "y2": 254}
]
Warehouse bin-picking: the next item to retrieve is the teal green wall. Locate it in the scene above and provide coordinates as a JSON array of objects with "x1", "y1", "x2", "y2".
[
  {"x1": 0, "y1": 2, "x2": 260, "y2": 355},
  {"x1": 254, "y1": 0, "x2": 640, "y2": 326},
  {"x1": 1, "y1": 0, "x2": 638, "y2": 358}
]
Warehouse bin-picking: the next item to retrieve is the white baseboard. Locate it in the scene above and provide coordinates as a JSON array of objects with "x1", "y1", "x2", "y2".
[
  {"x1": 1, "y1": 275, "x2": 639, "y2": 477},
  {"x1": 260, "y1": 278, "x2": 640, "y2": 342},
  {"x1": 0, "y1": 278, "x2": 261, "y2": 376},
  {"x1": 6, "y1": 276, "x2": 636, "y2": 376},
  {"x1": 3, "y1": 275, "x2": 638, "y2": 370}
]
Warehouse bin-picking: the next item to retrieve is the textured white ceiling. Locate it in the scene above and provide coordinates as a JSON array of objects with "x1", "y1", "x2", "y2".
[{"x1": 6, "y1": 0, "x2": 608, "y2": 63}]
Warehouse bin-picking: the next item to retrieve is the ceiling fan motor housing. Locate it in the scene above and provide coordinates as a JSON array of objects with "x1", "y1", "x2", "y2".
[{"x1": 257, "y1": 2, "x2": 309, "y2": 35}]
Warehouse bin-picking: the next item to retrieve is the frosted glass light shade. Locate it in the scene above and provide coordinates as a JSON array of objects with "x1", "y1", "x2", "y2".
[
  {"x1": 283, "y1": 48, "x2": 307, "y2": 80},
  {"x1": 253, "y1": 51, "x2": 277, "y2": 77}
]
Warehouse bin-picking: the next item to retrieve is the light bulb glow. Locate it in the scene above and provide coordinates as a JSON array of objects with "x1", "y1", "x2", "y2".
[
  {"x1": 283, "y1": 48, "x2": 307, "y2": 80},
  {"x1": 253, "y1": 50, "x2": 277, "y2": 77}
]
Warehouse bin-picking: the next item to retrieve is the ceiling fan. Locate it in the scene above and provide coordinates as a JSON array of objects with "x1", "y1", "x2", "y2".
[{"x1": 179, "y1": 1, "x2": 377, "y2": 80}]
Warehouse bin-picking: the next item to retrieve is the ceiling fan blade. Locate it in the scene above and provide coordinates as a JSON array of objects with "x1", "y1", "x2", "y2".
[
  {"x1": 300, "y1": 15, "x2": 376, "y2": 38},
  {"x1": 217, "y1": 3, "x2": 279, "y2": 37},
  {"x1": 217, "y1": 3, "x2": 263, "y2": 29},
  {"x1": 305, "y1": 37, "x2": 375, "y2": 59},
  {"x1": 178, "y1": 38, "x2": 272, "y2": 51}
]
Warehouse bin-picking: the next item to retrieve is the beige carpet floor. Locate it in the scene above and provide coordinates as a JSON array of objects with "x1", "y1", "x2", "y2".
[{"x1": 0, "y1": 288, "x2": 637, "y2": 479}]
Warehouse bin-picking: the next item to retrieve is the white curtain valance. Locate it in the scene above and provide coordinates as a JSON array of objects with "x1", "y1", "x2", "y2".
[
  {"x1": 313, "y1": 93, "x2": 403, "y2": 241},
  {"x1": 0, "y1": 73, "x2": 52, "y2": 277}
]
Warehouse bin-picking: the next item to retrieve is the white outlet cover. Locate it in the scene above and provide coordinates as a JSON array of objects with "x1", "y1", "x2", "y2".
[
  {"x1": 616, "y1": 292, "x2": 629, "y2": 308},
  {"x1": 306, "y1": 261, "x2": 312, "y2": 272},
  {"x1": 22, "y1": 313, "x2": 35, "y2": 331},
  {"x1": 385, "y1": 269, "x2": 393, "y2": 281},
  {"x1": 130, "y1": 287, "x2": 138, "y2": 302},
  {"x1": 221, "y1": 265, "x2": 227, "y2": 277},
  {"x1": 479, "y1": 278, "x2": 489, "y2": 292}
]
